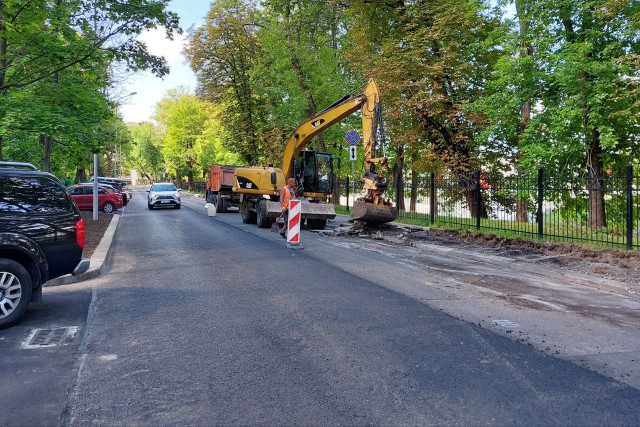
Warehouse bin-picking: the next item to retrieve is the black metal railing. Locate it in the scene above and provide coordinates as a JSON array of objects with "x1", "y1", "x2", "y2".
[{"x1": 335, "y1": 167, "x2": 639, "y2": 250}]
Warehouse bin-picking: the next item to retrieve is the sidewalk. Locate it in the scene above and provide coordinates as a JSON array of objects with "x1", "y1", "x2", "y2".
[{"x1": 44, "y1": 214, "x2": 120, "y2": 287}]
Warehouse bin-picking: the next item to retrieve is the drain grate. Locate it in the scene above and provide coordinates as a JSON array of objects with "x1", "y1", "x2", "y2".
[{"x1": 20, "y1": 326, "x2": 79, "y2": 349}]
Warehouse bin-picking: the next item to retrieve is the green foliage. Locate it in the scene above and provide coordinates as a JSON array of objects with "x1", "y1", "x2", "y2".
[
  {"x1": 0, "y1": 0, "x2": 181, "y2": 173},
  {"x1": 152, "y1": 87, "x2": 241, "y2": 181},
  {"x1": 185, "y1": 0, "x2": 262, "y2": 164},
  {"x1": 127, "y1": 122, "x2": 164, "y2": 179}
]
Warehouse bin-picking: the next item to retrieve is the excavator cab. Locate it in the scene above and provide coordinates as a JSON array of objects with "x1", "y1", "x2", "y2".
[{"x1": 294, "y1": 150, "x2": 334, "y2": 198}]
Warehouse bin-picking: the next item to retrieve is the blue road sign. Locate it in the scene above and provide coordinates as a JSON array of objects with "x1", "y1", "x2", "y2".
[{"x1": 346, "y1": 129, "x2": 360, "y2": 146}]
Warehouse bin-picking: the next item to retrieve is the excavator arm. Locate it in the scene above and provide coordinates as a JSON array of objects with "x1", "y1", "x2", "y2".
[{"x1": 281, "y1": 79, "x2": 397, "y2": 224}]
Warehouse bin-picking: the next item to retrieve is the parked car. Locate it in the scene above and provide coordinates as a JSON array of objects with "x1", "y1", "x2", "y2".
[
  {"x1": 0, "y1": 161, "x2": 89, "y2": 328},
  {"x1": 80, "y1": 182, "x2": 128, "y2": 205},
  {"x1": 148, "y1": 182, "x2": 181, "y2": 209},
  {"x1": 69, "y1": 184, "x2": 124, "y2": 213}
]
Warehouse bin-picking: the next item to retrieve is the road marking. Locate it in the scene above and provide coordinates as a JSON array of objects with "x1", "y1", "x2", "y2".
[
  {"x1": 494, "y1": 319, "x2": 519, "y2": 329},
  {"x1": 20, "y1": 326, "x2": 79, "y2": 349}
]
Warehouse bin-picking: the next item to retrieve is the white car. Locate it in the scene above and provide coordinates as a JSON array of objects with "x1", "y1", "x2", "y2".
[{"x1": 147, "y1": 183, "x2": 181, "y2": 209}]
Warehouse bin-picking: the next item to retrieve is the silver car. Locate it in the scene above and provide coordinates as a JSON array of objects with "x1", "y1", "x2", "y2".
[{"x1": 147, "y1": 183, "x2": 181, "y2": 210}]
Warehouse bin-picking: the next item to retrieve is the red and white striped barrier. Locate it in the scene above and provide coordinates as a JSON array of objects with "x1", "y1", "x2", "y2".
[{"x1": 287, "y1": 199, "x2": 301, "y2": 246}]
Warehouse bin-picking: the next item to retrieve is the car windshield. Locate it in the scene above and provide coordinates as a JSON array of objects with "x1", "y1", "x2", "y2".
[{"x1": 152, "y1": 184, "x2": 176, "y2": 192}]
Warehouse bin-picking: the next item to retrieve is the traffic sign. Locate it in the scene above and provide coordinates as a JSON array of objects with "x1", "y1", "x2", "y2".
[
  {"x1": 349, "y1": 145, "x2": 357, "y2": 161},
  {"x1": 346, "y1": 129, "x2": 360, "y2": 146}
]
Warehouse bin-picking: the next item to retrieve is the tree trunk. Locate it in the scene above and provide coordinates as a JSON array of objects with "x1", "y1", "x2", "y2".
[
  {"x1": 514, "y1": 0, "x2": 533, "y2": 223},
  {"x1": 516, "y1": 196, "x2": 529, "y2": 222},
  {"x1": 463, "y1": 173, "x2": 488, "y2": 220},
  {"x1": 587, "y1": 131, "x2": 606, "y2": 228},
  {"x1": 409, "y1": 170, "x2": 418, "y2": 212},
  {"x1": 332, "y1": 174, "x2": 341, "y2": 203},
  {"x1": 75, "y1": 167, "x2": 86, "y2": 184},
  {"x1": 393, "y1": 145, "x2": 405, "y2": 211},
  {"x1": 40, "y1": 134, "x2": 53, "y2": 172}
]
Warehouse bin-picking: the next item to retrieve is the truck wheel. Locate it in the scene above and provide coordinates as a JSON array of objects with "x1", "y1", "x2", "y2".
[
  {"x1": 206, "y1": 189, "x2": 213, "y2": 204},
  {"x1": 216, "y1": 196, "x2": 228, "y2": 213},
  {"x1": 241, "y1": 200, "x2": 257, "y2": 224},
  {"x1": 307, "y1": 219, "x2": 327, "y2": 230},
  {"x1": 256, "y1": 200, "x2": 272, "y2": 228},
  {"x1": 0, "y1": 259, "x2": 33, "y2": 329}
]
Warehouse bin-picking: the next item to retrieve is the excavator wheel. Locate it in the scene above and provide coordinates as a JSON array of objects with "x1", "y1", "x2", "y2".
[
  {"x1": 256, "y1": 200, "x2": 272, "y2": 228},
  {"x1": 350, "y1": 199, "x2": 397, "y2": 224},
  {"x1": 241, "y1": 199, "x2": 257, "y2": 224}
]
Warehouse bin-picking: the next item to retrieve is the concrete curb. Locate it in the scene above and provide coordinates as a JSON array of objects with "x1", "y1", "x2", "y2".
[{"x1": 44, "y1": 215, "x2": 120, "y2": 287}]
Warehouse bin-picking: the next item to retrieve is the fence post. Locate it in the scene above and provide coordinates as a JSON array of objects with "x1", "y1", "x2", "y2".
[
  {"x1": 430, "y1": 172, "x2": 436, "y2": 224},
  {"x1": 395, "y1": 173, "x2": 401, "y2": 213},
  {"x1": 537, "y1": 168, "x2": 544, "y2": 238},
  {"x1": 346, "y1": 176, "x2": 350, "y2": 211},
  {"x1": 475, "y1": 170, "x2": 481, "y2": 229},
  {"x1": 627, "y1": 165, "x2": 634, "y2": 249}
]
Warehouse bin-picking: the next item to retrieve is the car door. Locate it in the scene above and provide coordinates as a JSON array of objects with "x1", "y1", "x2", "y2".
[{"x1": 70, "y1": 186, "x2": 90, "y2": 209}]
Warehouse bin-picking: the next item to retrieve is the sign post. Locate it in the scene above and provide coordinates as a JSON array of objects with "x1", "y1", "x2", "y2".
[
  {"x1": 286, "y1": 199, "x2": 303, "y2": 249},
  {"x1": 346, "y1": 130, "x2": 360, "y2": 206}
]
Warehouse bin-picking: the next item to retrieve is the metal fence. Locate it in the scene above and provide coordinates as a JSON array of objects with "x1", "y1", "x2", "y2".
[{"x1": 336, "y1": 167, "x2": 639, "y2": 250}]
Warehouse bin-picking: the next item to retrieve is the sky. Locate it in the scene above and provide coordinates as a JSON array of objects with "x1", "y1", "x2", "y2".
[{"x1": 120, "y1": 0, "x2": 212, "y2": 123}]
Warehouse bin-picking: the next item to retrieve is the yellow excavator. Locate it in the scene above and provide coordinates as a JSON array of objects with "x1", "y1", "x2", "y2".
[{"x1": 210, "y1": 79, "x2": 397, "y2": 228}]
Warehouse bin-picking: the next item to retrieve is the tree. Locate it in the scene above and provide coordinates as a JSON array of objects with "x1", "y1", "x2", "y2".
[
  {"x1": 0, "y1": 0, "x2": 181, "y2": 160},
  {"x1": 478, "y1": 0, "x2": 640, "y2": 228},
  {"x1": 154, "y1": 87, "x2": 240, "y2": 182},
  {"x1": 128, "y1": 122, "x2": 164, "y2": 179},
  {"x1": 254, "y1": 0, "x2": 353, "y2": 162},
  {"x1": 185, "y1": 0, "x2": 262, "y2": 164},
  {"x1": 345, "y1": 0, "x2": 502, "y2": 216}
]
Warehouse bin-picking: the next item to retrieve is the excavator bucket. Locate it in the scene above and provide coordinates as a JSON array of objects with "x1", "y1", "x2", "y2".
[
  {"x1": 350, "y1": 199, "x2": 398, "y2": 224},
  {"x1": 265, "y1": 200, "x2": 336, "y2": 220}
]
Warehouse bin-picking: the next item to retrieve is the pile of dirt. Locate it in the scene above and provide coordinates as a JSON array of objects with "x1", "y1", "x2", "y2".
[
  {"x1": 331, "y1": 221, "x2": 640, "y2": 270},
  {"x1": 80, "y1": 211, "x2": 114, "y2": 259}
]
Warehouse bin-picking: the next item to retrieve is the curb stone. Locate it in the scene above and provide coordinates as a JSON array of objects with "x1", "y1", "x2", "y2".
[{"x1": 44, "y1": 215, "x2": 120, "y2": 287}]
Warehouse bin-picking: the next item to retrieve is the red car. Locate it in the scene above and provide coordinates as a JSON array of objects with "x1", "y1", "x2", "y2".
[{"x1": 69, "y1": 184, "x2": 124, "y2": 213}]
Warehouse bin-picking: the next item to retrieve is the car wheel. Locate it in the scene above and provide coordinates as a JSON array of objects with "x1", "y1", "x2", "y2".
[
  {"x1": 102, "y1": 202, "x2": 115, "y2": 213},
  {"x1": 0, "y1": 259, "x2": 33, "y2": 329},
  {"x1": 148, "y1": 203, "x2": 153, "y2": 210},
  {"x1": 256, "y1": 200, "x2": 272, "y2": 228},
  {"x1": 175, "y1": 204, "x2": 181, "y2": 209}
]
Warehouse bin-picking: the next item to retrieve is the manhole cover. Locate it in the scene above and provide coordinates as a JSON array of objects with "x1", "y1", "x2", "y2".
[{"x1": 20, "y1": 326, "x2": 79, "y2": 349}]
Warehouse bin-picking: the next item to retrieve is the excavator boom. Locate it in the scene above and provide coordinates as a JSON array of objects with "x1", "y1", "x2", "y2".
[{"x1": 281, "y1": 79, "x2": 397, "y2": 225}]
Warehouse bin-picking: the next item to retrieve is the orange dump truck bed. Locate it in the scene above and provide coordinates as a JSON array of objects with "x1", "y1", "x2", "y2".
[{"x1": 207, "y1": 164, "x2": 238, "y2": 192}]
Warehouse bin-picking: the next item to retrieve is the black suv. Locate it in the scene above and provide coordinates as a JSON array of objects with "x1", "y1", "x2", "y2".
[{"x1": 0, "y1": 162, "x2": 89, "y2": 328}]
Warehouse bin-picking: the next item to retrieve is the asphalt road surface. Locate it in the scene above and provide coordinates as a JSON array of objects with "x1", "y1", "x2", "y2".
[{"x1": 4, "y1": 189, "x2": 640, "y2": 426}]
